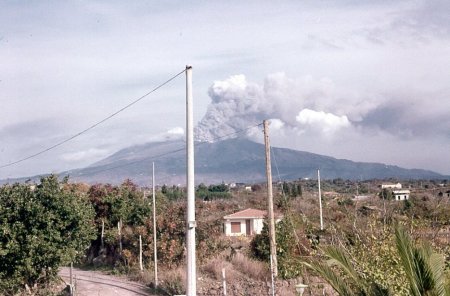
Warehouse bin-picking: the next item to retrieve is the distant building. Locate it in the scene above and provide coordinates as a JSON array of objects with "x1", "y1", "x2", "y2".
[
  {"x1": 382, "y1": 183, "x2": 402, "y2": 189},
  {"x1": 393, "y1": 189, "x2": 410, "y2": 201}
]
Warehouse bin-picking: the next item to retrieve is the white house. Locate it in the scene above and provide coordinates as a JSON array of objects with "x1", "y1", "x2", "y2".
[
  {"x1": 223, "y1": 208, "x2": 267, "y2": 236},
  {"x1": 393, "y1": 189, "x2": 410, "y2": 201},
  {"x1": 382, "y1": 183, "x2": 402, "y2": 189}
]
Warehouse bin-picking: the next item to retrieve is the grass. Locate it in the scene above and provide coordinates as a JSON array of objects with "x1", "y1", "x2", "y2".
[{"x1": 231, "y1": 252, "x2": 269, "y2": 281}]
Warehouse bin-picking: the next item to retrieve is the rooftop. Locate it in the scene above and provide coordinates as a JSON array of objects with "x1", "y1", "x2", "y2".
[{"x1": 223, "y1": 208, "x2": 267, "y2": 219}]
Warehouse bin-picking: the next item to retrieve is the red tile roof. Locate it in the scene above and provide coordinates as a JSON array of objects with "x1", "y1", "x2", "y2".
[{"x1": 223, "y1": 208, "x2": 267, "y2": 219}]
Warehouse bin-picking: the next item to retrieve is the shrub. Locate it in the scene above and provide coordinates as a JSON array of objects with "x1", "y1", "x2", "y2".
[
  {"x1": 251, "y1": 217, "x2": 305, "y2": 279},
  {"x1": 0, "y1": 175, "x2": 96, "y2": 294},
  {"x1": 231, "y1": 253, "x2": 268, "y2": 281},
  {"x1": 160, "y1": 267, "x2": 186, "y2": 295}
]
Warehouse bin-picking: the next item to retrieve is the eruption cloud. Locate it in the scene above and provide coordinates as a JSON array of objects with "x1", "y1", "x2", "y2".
[{"x1": 194, "y1": 73, "x2": 359, "y2": 142}]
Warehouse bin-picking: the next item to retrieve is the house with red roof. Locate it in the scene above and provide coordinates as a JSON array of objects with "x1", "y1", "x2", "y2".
[{"x1": 223, "y1": 208, "x2": 267, "y2": 236}]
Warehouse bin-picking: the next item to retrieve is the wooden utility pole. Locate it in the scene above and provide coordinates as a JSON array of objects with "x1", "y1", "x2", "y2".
[
  {"x1": 318, "y1": 169, "x2": 324, "y2": 230},
  {"x1": 186, "y1": 65, "x2": 196, "y2": 296},
  {"x1": 152, "y1": 162, "x2": 158, "y2": 287},
  {"x1": 263, "y1": 120, "x2": 278, "y2": 278}
]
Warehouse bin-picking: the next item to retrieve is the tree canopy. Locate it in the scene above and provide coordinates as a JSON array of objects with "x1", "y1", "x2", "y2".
[{"x1": 0, "y1": 175, "x2": 96, "y2": 293}]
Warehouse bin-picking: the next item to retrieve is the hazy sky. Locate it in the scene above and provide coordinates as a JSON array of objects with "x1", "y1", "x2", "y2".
[{"x1": 1, "y1": 0, "x2": 449, "y2": 179}]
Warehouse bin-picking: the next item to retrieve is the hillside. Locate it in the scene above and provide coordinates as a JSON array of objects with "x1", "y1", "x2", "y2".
[
  {"x1": 2, "y1": 138, "x2": 444, "y2": 185},
  {"x1": 61, "y1": 138, "x2": 444, "y2": 185}
]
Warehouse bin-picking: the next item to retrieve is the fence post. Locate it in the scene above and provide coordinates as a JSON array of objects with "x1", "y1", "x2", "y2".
[
  {"x1": 118, "y1": 220, "x2": 122, "y2": 253},
  {"x1": 139, "y1": 235, "x2": 143, "y2": 271},
  {"x1": 222, "y1": 268, "x2": 227, "y2": 296},
  {"x1": 101, "y1": 219, "x2": 104, "y2": 249}
]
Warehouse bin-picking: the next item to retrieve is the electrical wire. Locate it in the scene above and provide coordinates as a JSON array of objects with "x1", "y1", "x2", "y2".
[
  {"x1": 0, "y1": 69, "x2": 186, "y2": 169},
  {"x1": 73, "y1": 123, "x2": 264, "y2": 176},
  {"x1": 271, "y1": 148, "x2": 307, "y2": 254}
]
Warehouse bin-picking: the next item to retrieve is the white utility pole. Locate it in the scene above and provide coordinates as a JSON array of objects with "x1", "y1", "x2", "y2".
[
  {"x1": 318, "y1": 169, "x2": 323, "y2": 231},
  {"x1": 263, "y1": 120, "x2": 278, "y2": 278},
  {"x1": 185, "y1": 65, "x2": 196, "y2": 296},
  {"x1": 101, "y1": 219, "x2": 104, "y2": 249},
  {"x1": 152, "y1": 162, "x2": 158, "y2": 287},
  {"x1": 139, "y1": 235, "x2": 143, "y2": 271},
  {"x1": 222, "y1": 268, "x2": 227, "y2": 296},
  {"x1": 118, "y1": 220, "x2": 122, "y2": 252}
]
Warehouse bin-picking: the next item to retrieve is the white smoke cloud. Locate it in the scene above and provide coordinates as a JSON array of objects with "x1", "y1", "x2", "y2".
[
  {"x1": 268, "y1": 119, "x2": 285, "y2": 130},
  {"x1": 167, "y1": 127, "x2": 184, "y2": 135},
  {"x1": 296, "y1": 109, "x2": 350, "y2": 135},
  {"x1": 61, "y1": 148, "x2": 109, "y2": 162}
]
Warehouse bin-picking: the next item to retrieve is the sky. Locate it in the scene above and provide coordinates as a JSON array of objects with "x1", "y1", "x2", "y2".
[{"x1": 1, "y1": 0, "x2": 449, "y2": 179}]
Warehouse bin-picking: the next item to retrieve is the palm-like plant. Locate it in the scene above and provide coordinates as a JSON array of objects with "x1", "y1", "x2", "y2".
[
  {"x1": 306, "y1": 225, "x2": 450, "y2": 296},
  {"x1": 395, "y1": 226, "x2": 449, "y2": 296},
  {"x1": 304, "y1": 246, "x2": 390, "y2": 296}
]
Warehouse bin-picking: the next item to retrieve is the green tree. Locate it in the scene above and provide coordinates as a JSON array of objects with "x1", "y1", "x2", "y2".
[
  {"x1": 0, "y1": 175, "x2": 96, "y2": 294},
  {"x1": 379, "y1": 188, "x2": 393, "y2": 200},
  {"x1": 251, "y1": 217, "x2": 303, "y2": 279}
]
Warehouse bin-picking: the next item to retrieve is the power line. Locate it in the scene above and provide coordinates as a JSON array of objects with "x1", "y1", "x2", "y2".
[
  {"x1": 74, "y1": 123, "x2": 263, "y2": 176},
  {"x1": 0, "y1": 69, "x2": 186, "y2": 169},
  {"x1": 271, "y1": 148, "x2": 306, "y2": 254}
]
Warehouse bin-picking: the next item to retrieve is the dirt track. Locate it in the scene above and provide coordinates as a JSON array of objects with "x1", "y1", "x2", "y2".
[{"x1": 59, "y1": 267, "x2": 155, "y2": 296}]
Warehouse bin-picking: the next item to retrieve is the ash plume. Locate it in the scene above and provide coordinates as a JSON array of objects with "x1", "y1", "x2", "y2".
[{"x1": 194, "y1": 73, "x2": 364, "y2": 142}]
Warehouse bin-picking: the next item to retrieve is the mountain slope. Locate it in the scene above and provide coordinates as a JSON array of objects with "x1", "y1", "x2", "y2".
[{"x1": 61, "y1": 138, "x2": 444, "y2": 185}]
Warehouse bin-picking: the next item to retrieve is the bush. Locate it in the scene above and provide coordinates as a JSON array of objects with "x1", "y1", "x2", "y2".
[
  {"x1": 251, "y1": 218, "x2": 304, "y2": 279},
  {"x1": 159, "y1": 267, "x2": 186, "y2": 296},
  {"x1": 0, "y1": 175, "x2": 96, "y2": 294}
]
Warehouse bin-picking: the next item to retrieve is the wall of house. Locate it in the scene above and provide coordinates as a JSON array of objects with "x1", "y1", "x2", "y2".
[
  {"x1": 253, "y1": 218, "x2": 264, "y2": 235},
  {"x1": 224, "y1": 219, "x2": 245, "y2": 236},
  {"x1": 394, "y1": 194, "x2": 409, "y2": 200}
]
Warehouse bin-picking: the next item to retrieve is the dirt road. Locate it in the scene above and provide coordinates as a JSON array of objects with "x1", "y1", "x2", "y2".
[{"x1": 59, "y1": 267, "x2": 155, "y2": 296}]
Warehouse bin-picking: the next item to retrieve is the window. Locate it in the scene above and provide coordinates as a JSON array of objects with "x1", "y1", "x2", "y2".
[{"x1": 231, "y1": 222, "x2": 241, "y2": 233}]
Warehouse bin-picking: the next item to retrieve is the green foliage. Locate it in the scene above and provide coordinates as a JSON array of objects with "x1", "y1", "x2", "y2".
[
  {"x1": 208, "y1": 183, "x2": 228, "y2": 193},
  {"x1": 86, "y1": 180, "x2": 229, "y2": 272},
  {"x1": 349, "y1": 223, "x2": 408, "y2": 295},
  {"x1": 251, "y1": 217, "x2": 303, "y2": 279},
  {"x1": 161, "y1": 184, "x2": 185, "y2": 200},
  {"x1": 305, "y1": 246, "x2": 390, "y2": 296},
  {"x1": 196, "y1": 183, "x2": 231, "y2": 200},
  {"x1": 395, "y1": 225, "x2": 449, "y2": 296},
  {"x1": 281, "y1": 181, "x2": 302, "y2": 198},
  {"x1": 0, "y1": 175, "x2": 96, "y2": 293},
  {"x1": 379, "y1": 188, "x2": 393, "y2": 200},
  {"x1": 87, "y1": 181, "x2": 153, "y2": 266},
  {"x1": 307, "y1": 225, "x2": 450, "y2": 296}
]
